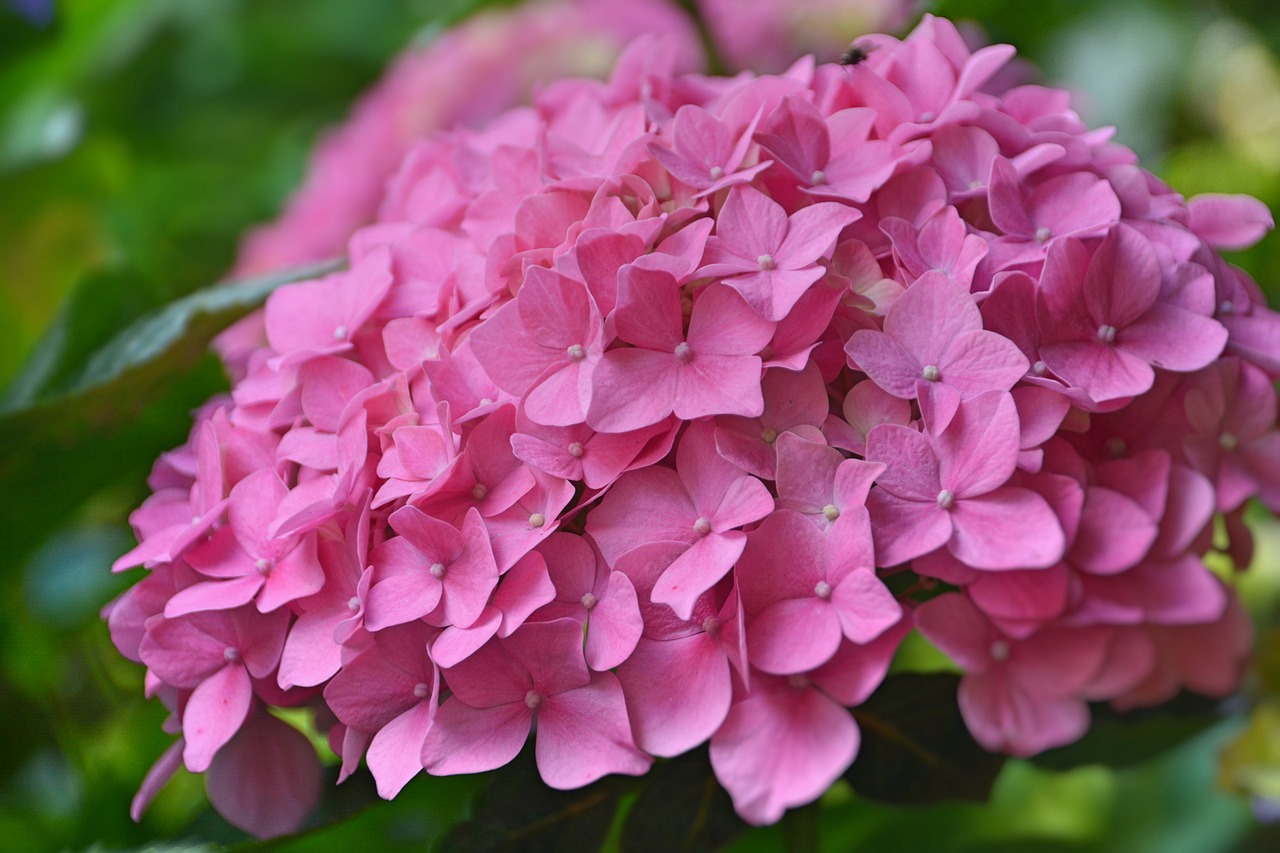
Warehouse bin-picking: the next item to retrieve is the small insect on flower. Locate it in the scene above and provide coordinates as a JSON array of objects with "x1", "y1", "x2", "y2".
[{"x1": 838, "y1": 41, "x2": 876, "y2": 66}]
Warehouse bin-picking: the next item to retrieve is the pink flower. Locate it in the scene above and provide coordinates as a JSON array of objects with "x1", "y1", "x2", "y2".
[
  {"x1": 867, "y1": 391, "x2": 1065, "y2": 569},
  {"x1": 697, "y1": 185, "x2": 859, "y2": 320},
  {"x1": 112, "y1": 11, "x2": 1280, "y2": 833},
  {"x1": 845, "y1": 270, "x2": 1028, "y2": 400},
  {"x1": 588, "y1": 275, "x2": 774, "y2": 431},
  {"x1": 422, "y1": 618, "x2": 651, "y2": 789}
]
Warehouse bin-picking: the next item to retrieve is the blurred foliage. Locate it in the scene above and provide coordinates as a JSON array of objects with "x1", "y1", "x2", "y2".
[{"x1": 2, "y1": 0, "x2": 1280, "y2": 850}]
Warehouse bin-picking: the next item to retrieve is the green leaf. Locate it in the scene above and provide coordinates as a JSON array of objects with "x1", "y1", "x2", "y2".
[
  {"x1": 0, "y1": 258, "x2": 342, "y2": 575},
  {"x1": 620, "y1": 749, "x2": 746, "y2": 853},
  {"x1": 845, "y1": 673, "x2": 1005, "y2": 805},
  {"x1": 0, "y1": 266, "x2": 168, "y2": 411},
  {"x1": 1032, "y1": 692, "x2": 1224, "y2": 772},
  {"x1": 438, "y1": 748, "x2": 626, "y2": 853}
]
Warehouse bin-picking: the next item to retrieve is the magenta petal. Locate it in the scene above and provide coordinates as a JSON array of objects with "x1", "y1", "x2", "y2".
[
  {"x1": 420, "y1": 699, "x2": 530, "y2": 777},
  {"x1": 617, "y1": 634, "x2": 731, "y2": 757},
  {"x1": 535, "y1": 671, "x2": 651, "y2": 789},
  {"x1": 949, "y1": 487, "x2": 1064, "y2": 570},
  {"x1": 182, "y1": 664, "x2": 252, "y2": 773}
]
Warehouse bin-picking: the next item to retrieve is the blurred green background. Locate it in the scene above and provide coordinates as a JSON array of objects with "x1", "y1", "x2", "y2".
[{"x1": 4, "y1": 0, "x2": 1280, "y2": 850}]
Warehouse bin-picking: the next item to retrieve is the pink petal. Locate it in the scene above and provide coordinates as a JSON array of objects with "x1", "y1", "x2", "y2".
[
  {"x1": 949, "y1": 487, "x2": 1065, "y2": 570},
  {"x1": 183, "y1": 664, "x2": 252, "y2": 773},
  {"x1": 1187, "y1": 193, "x2": 1273, "y2": 250},
  {"x1": 709, "y1": 681, "x2": 859, "y2": 826},
  {"x1": 367, "y1": 702, "x2": 435, "y2": 798},
  {"x1": 748, "y1": 598, "x2": 842, "y2": 674},
  {"x1": 585, "y1": 571, "x2": 643, "y2": 671},
  {"x1": 205, "y1": 710, "x2": 321, "y2": 839},
  {"x1": 651, "y1": 532, "x2": 747, "y2": 620},
  {"x1": 865, "y1": 489, "x2": 952, "y2": 567},
  {"x1": 420, "y1": 699, "x2": 531, "y2": 777},
  {"x1": 588, "y1": 348, "x2": 678, "y2": 432},
  {"x1": 535, "y1": 671, "x2": 651, "y2": 789},
  {"x1": 616, "y1": 634, "x2": 731, "y2": 757}
]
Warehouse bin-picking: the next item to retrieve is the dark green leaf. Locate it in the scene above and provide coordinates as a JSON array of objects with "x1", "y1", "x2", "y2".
[
  {"x1": 1031, "y1": 692, "x2": 1224, "y2": 772},
  {"x1": 846, "y1": 673, "x2": 1005, "y2": 805},
  {"x1": 0, "y1": 266, "x2": 167, "y2": 410},
  {"x1": 439, "y1": 747, "x2": 626, "y2": 853},
  {"x1": 0, "y1": 259, "x2": 341, "y2": 575},
  {"x1": 621, "y1": 749, "x2": 746, "y2": 853}
]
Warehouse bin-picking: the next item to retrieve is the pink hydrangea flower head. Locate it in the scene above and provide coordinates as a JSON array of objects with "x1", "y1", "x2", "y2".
[{"x1": 112, "y1": 10, "x2": 1280, "y2": 836}]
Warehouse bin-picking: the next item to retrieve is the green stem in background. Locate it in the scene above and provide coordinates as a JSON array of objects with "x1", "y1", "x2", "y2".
[
  {"x1": 783, "y1": 801, "x2": 822, "y2": 853},
  {"x1": 674, "y1": 0, "x2": 728, "y2": 75}
]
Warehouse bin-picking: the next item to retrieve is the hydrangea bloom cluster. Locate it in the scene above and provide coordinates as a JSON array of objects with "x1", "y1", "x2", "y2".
[{"x1": 108, "y1": 13, "x2": 1279, "y2": 838}]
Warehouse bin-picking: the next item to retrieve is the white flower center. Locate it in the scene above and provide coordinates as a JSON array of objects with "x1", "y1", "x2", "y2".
[
  {"x1": 581, "y1": 592, "x2": 598, "y2": 611},
  {"x1": 823, "y1": 504, "x2": 840, "y2": 521},
  {"x1": 529, "y1": 512, "x2": 546, "y2": 528},
  {"x1": 254, "y1": 558, "x2": 273, "y2": 576},
  {"x1": 693, "y1": 517, "x2": 712, "y2": 535},
  {"x1": 333, "y1": 325, "x2": 348, "y2": 340},
  {"x1": 709, "y1": 165, "x2": 724, "y2": 180},
  {"x1": 1032, "y1": 360, "x2": 1047, "y2": 376},
  {"x1": 702, "y1": 616, "x2": 721, "y2": 635},
  {"x1": 1096, "y1": 324, "x2": 1117, "y2": 344},
  {"x1": 1034, "y1": 226, "x2": 1051, "y2": 243},
  {"x1": 937, "y1": 489, "x2": 955, "y2": 510},
  {"x1": 674, "y1": 342, "x2": 693, "y2": 363},
  {"x1": 922, "y1": 364, "x2": 941, "y2": 382},
  {"x1": 761, "y1": 427, "x2": 779, "y2": 444},
  {"x1": 814, "y1": 581, "x2": 833, "y2": 600},
  {"x1": 413, "y1": 682, "x2": 430, "y2": 699},
  {"x1": 990, "y1": 640, "x2": 1011, "y2": 662},
  {"x1": 223, "y1": 648, "x2": 241, "y2": 663},
  {"x1": 757, "y1": 253, "x2": 777, "y2": 271},
  {"x1": 472, "y1": 483, "x2": 489, "y2": 500},
  {"x1": 429, "y1": 562, "x2": 446, "y2": 579},
  {"x1": 811, "y1": 170, "x2": 827, "y2": 185},
  {"x1": 567, "y1": 441, "x2": 585, "y2": 458},
  {"x1": 347, "y1": 596, "x2": 361, "y2": 612},
  {"x1": 525, "y1": 689, "x2": 543, "y2": 710},
  {"x1": 1219, "y1": 300, "x2": 1235, "y2": 315},
  {"x1": 566, "y1": 344, "x2": 586, "y2": 361}
]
